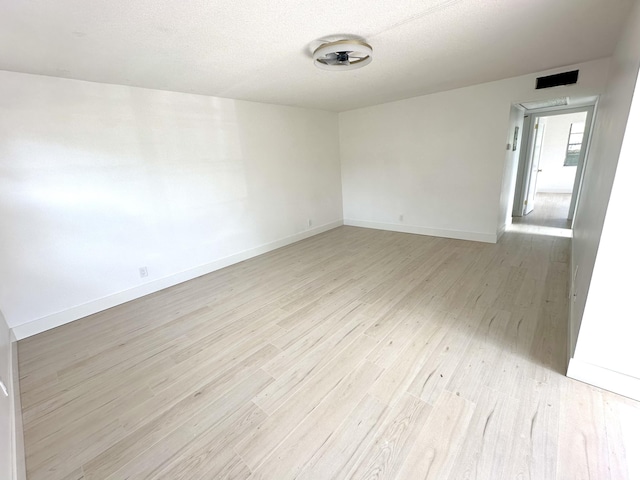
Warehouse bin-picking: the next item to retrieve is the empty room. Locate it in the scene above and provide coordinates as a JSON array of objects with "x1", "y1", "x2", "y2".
[{"x1": 1, "y1": 0, "x2": 640, "y2": 479}]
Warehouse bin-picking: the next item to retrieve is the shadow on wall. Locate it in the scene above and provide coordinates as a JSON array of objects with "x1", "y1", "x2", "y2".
[{"x1": 0, "y1": 71, "x2": 343, "y2": 331}]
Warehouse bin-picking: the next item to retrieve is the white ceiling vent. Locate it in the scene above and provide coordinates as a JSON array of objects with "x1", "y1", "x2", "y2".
[
  {"x1": 312, "y1": 40, "x2": 373, "y2": 71},
  {"x1": 519, "y1": 97, "x2": 569, "y2": 110}
]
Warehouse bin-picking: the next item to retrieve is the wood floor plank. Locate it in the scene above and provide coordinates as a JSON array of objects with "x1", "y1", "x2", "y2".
[
  {"x1": 234, "y1": 334, "x2": 379, "y2": 469},
  {"x1": 255, "y1": 309, "x2": 373, "y2": 414},
  {"x1": 21, "y1": 351, "x2": 173, "y2": 427},
  {"x1": 448, "y1": 387, "x2": 516, "y2": 480},
  {"x1": 557, "y1": 380, "x2": 609, "y2": 480},
  {"x1": 200, "y1": 450, "x2": 252, "y2": 480},
  {"x1": 57, "y1": 467, "x2": 84, "y2": 480},
  {"x1": 118, "y1": 342, "x2": 279, "y2": 435},
  {"x1": 395, "y1": 390, "x2": 476, "y2": 479},
  {"x1": 366, "y1": 307, "x2": 430, "y2": 369},
  {"x1": 601, "y1": 393, "x2": 639, "y2": 480},
  {"x1": 249, "y1": 362, "x2": 383, "y2": 479},
  {"x1": 107, "y1": 401, "x2": 265, "y2": 480},
  {"x1": 367, "y1": 312, "x2": 448, "y2": 406},
  {"x1": 146, "y1": 402, "x2": 266, "y2": 479},
  {"x1": 294, "y1": 394, "x2": 389, "y2": 480},
  {"x1": 26, "y1": 417, "x2": 124, "y2": 480},
  {"x1": 445, "y1": 308, "x2": 514, "y2": 400},
  {"x1": 272, "y1": 298, "x2": 363, "y2": 351},
  {"x1": 83, "y1": 370, "x2": 273, "y2": 480},
  {"x1": 24, "y1": 382, "x2": 152, "y2": 456},
  {"x1": 504, "y1": 375, "x2": 563, "y2": 480},
  {"x1": 407, "y1": 313, "x2": 477, "y2": 405},
  {"x1": 261, "y1": 303, "x2": 367, "y2": 378},
  {"x1": 17, "y1": 195, "x2": 640, "y2": 480},
  {"x1": 346, "y1": 392, "x2": 433, "y2": 480},
  {"x1": 25, "y1": 326, "x2": 279, "y2": 448}
]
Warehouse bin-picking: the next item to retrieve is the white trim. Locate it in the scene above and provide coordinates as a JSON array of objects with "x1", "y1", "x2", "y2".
[
  {"x1": 567, "y1": 357, "x2": 640, "y2": 401},
  {"x1": 522, "y1": 102, "x2": 597, "y2": 117},
  {"x1": 9, "y1": 332, "x2": 26, "y2": 480},
  {"x1": 497, "y1": 223, "x2": 508, "y2": 241},
  {"x1": 11, "y1": 221, "x2": 343, "y2": 340},
  {"x1": 512, "y1": 103, "x2": 596, "y2": 220},
  {"x1": 512, "y1": 114, "x2": 533, "y2": 217},
  {"x1": 536, "y1": 188, "x2": 574, "y2": 194},
  {"x1": 343, "y1": 219, "x2": 497, "y2": 244}
]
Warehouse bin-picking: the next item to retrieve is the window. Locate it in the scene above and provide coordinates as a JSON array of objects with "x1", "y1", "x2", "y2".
[{"x1": 564, "y1": 122, "x2": 585, "y2": 166}]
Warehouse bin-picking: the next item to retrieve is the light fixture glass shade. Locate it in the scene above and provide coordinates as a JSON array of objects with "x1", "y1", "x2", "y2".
[{"x1": 313, "y1": 40, "x2": 373, "y2": 71}]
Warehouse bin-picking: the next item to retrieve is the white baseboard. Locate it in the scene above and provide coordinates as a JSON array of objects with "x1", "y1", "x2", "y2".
[
  {"x1": 344, "y1": 219, "x2": 497, "y2": 244},
  {"x1": 9, "y1": 332, "x2": 26, "y2": 480},
  {"x1": 497, "y1": 223, "x2": 507, "y2": 241},
  {"x1": 567, "y1": 357, "x2": 640, "y2": 401},
  {"x1": 11, "y1": 221, "x2": 343, "y2": 340}
]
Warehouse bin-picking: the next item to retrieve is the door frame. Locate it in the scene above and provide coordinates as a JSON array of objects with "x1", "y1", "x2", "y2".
[
  {"x1": 512, "y1": 103, "x2": 596, "y2": 221},
  {"x1": 523, "y1": 117, "x2": 546, "y2": 215},
  {"x1": 567, "y1": 105, "x2": 595, "y2": 221}
]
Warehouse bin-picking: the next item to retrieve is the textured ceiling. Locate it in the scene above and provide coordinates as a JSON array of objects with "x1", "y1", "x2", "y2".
[{"x1": 0, "y1": 0, "x2": 634, "y2": 111}]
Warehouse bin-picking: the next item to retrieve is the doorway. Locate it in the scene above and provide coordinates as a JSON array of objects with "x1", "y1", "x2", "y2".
[{"x1": 512, "y1": 104, "x2": 595, "y2": 230}]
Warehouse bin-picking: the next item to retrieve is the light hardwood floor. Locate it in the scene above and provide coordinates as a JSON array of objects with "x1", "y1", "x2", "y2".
[
  {"x1": 512, "y1": 192, "x2": 572, "y2": 229},
  {"x1": 18, "y1": 199, "x2": 640, "y2": 479}
]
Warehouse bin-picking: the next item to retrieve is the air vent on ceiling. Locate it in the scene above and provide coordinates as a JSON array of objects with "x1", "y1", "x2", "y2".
[{"x1": 536, "y1": 70, "x2": 579, "y2": 89}]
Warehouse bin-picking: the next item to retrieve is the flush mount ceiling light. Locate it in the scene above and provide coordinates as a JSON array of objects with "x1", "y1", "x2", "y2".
[{"x1": 312, "y1": 40, "x2": 373, "y2": 71}]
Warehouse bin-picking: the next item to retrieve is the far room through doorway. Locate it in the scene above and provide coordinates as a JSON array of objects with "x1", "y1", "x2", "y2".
[{"x1": 511, "y1": 99, "x2": 595, "y2": 234}]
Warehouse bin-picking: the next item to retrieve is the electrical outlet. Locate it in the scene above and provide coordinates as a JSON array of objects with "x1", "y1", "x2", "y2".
[
  {"x1": 307, "y1": 219, "x2": 312, "y2": 228},
  {"x1": 139, "y1": 266, "x2": 148, "y2": 278},
  {"x1": 399, "y1": 214, "x2": 404, "y2": 222}
]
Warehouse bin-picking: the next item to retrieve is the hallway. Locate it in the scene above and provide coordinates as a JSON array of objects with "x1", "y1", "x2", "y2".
[
  {"x1": 514, "y1": 193, "x2": 572, "y2": 228},
  {"x1": 510, "y1": 193, "x2": 572, "y2": 237}
]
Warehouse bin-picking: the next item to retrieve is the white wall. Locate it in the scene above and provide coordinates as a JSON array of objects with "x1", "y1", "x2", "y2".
[
  {"x1": 339, "y1": 58, "x2": 610, "y2": 243},
  {"x1": 0, "y1": 71, "x2": 343, "y2": 335},
  {"x1": 497, "y1": 105, "x2": 525, "y2": 236},
  {"x1": 569, "y1": 0, "x2": 640, "y2": 399},
  {"x1": 536, "y1": 112, "x2": 586, "y2": 194},
  {"x1": 0, "y1": 308, "x2": 26, "y2": 480},
  {"x1": 0, "y1": 310, "x2": 11, "y2": 479}
]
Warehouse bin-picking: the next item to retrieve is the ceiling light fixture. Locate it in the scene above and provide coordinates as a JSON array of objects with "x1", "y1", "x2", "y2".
[{"x1": 312, "y1": 40, "x2": 373, "y2": 71}]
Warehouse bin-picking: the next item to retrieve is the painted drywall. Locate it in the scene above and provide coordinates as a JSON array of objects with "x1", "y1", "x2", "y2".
[
  {"x1": 497, "y1": 105, "x2": 525, "y2": 237},
  {"x1": 339, "y1": 58, "x2": 611, "y2": 242},
  {"x1": 582, "y1": 72, "x2": 640, "y2": 378},
  {"x1": 0, "y1": 0, "x2": 631, "y2": 112},
  {"x1": 569, "y1": 0, "x2": 640, "y2": 398},
  {"x1": 536, "y1": 112, "x2": 586, "y2": 194},
  {"x1": 0, "y1": 309, "x2": 25, "y2": 480},
  {"x1": 0, "y1": 310, "x2": 10, "y2": 479},
  {"x1": 0, "y1": 71, "x2": 343, "y2": 332}
]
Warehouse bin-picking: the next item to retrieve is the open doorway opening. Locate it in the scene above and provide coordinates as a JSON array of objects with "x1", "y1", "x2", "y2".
[{"x1": 512, "y1": 100, "x2": 596, "y2": 233}]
